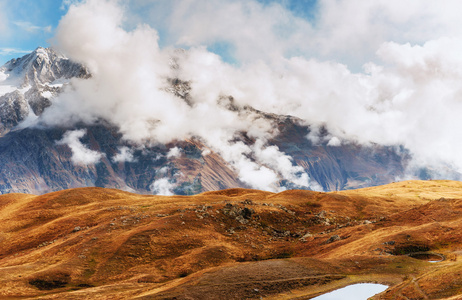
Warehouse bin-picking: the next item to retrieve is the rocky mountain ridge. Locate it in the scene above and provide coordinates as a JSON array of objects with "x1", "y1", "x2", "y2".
[
  {"x1": 0, "y1": 48, "x2": 408, "y2": 195},
  {"x1": 0, "y1": 47, "x2": 90, "y2": 136}
]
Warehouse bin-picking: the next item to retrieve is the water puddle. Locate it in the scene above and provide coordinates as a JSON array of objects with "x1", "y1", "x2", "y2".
[
  {"x1": 311, "y1": 283, "x2": 388, "y2": 300},
  {"x1": 408, "y1": 252, "x2": 445, "y2": 263}
]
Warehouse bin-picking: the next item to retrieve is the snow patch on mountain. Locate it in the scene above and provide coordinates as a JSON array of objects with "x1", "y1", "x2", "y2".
[{"x1": 0, "y1": 47, "x2": 89, "y2": 135}]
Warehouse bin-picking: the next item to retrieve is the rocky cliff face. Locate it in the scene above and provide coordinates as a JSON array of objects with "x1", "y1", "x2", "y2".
[
  {"x1": 0, "y1": 125, "x2": 243, "y2": 195},
  {"x1": 0, "y1": 48, "x2": 408, "y2": 195},
  {"x1": 0, "y1": 122, "x2": 406, "y2": 195},
  {"x1": 270, "y1": 118, "x2": 406, "y2": 191}
]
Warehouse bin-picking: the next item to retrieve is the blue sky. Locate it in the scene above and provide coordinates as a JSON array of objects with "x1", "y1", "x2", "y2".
[
  {"x1": 0, "y1": 0, "x2": 66, "y2": 64},
  {"x1": 0, "y1": 0, "x2": 318, "y2": 65}
]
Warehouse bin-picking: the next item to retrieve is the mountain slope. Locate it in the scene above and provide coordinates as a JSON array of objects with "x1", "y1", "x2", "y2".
[
  {"x1": 1, "y1": 180, "x2": 462, "y2": 299},
  {"x1": 0, "y1": 48, "x2": 408, "y2": 195},
  {"x1": 0, "y1": 47, "x2": 90, "y2": 136}
]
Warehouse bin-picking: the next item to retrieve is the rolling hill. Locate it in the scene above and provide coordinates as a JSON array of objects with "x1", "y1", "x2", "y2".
[{"x1": 1, "y1": 180, "x2": 462, "y2": 299}]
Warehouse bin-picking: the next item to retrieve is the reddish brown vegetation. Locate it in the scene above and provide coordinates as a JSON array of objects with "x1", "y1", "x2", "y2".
[{"x1": 1, "y1": 180, "x2": 462, "y2": 299}]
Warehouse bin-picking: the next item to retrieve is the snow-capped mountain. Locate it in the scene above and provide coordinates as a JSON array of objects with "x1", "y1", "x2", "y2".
[
  {"x1": 0, "y1": 47, "x2": 89, "y2": 135},
  {"x1": 0, "y1": 48, "x2": 408, "y2": 195}
]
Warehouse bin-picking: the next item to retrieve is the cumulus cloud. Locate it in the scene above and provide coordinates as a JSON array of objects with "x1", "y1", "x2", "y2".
[
  {"x1": 133, "y1": 0, "x2": 462, "y2": 69},
  {"x1": 327, "y1": 137, "x2": 341, "y2": 147},
  {"x1": 251, "y1": 140, "x2": 309, "y2": 189},
  {"x1": 57, "y1": 129, "x2": 104, "y2": 165},
  {"x1": 112, "y1": 146, "x2": 135, "y2": 163},
  {"x1": 157, "y1": 166, "x2": 169, "y2": 175},
  {"x1": 166, "y1": 146, "x2": 182, "y2": 158},
  {"x1": 60, "y1": 0, "x2": 81, "y2": 10},
  {"x1": 201, "y1": 148, "x2": 211, "y2": 156},
  {"x1": 39, "y1": 0, "x2": 315, "y2": 192},
  {"x1": 151, "y1": 178, "x2": 175, "y2": 196},
  {"x1": 164, "y1": 0, "x2": 314, "y2": 63},
  {"x1": 40, "y1": 0, "x2": 462, "y2": 189}
]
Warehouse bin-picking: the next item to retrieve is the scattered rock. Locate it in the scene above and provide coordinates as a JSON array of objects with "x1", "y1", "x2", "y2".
[
  {"x1": 241, "y1": 199, "x2": 254, "y2": 205},
  {"x1": 221, "y1": 204, "x2": 255, "y2": 224},
  {"x1": 278, "y1": 205, "x2": 296, "y2": 215},
  {"x1": 325, "y1": 235, "x2": 341, "y2": 244},
  {"x1": 73, "y1": 226, "x2": 81, "y2": 232},
  {"x1": 299, "y1": 232, "x2": 313, "y2": 242},
  {"x1": 236, "y1": 215, "x2": 248, "y2": 224},
  {"x1": 317, "y1": 211, "x2": 327, "y2": 218}
]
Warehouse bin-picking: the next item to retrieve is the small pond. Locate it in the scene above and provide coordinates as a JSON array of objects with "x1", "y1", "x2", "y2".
[
  {"x1": 408, "y1": 252, "x2": 445, "y2": 263},
  {"x1": 311, "y1": 283, "x2": 388, "y2": 300}
]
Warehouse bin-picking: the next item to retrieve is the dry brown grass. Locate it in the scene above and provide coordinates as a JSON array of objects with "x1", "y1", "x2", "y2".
[{"x1": 1, "y1": 180, "x2": 462, "y2": 299}]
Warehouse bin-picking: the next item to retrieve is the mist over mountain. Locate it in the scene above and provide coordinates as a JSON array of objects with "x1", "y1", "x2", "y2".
[
  {"x1": 1, "y1": 0, "x2": 461, "y2": 195},
  {"x1": 0, "y1": 46, "x2": 408, "y2": 195}
]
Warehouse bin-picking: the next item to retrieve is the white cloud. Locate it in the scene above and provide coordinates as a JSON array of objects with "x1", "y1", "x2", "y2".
[
  {"x1": 151, "y1": 178, "x2": 175, "y2": 196},
  {"x1": 300, "y1": 0, "x2": 462, "y2": 69},
  {"x1": 166, "y1": 146, "x2": 182, "y2": 158},
  {"x1": 135, "y1": 0, "x2": 462, "y2": 69},
  {"x1": 164, "y1": 0, "x2": 314, "y2": 63},
  {"x1": 157, "y1": 166, "x2": 169, "y2": 175},
  {"x1": 37, "y1": 0, "x2": 462, "y2": 190},
  {"x1": 60, "y1": 0, "x2": 81, "y2": 10},
  {"x1": 13, "y1": 21, "x2": 52, "y2": 33},
  {"x1": 0, "y1": 48, "x2": 32, "y2": 56},
  {"x1": 251, "y1": 139, "x2": 309, "y2": 188},
  {"x1": 57, "y1": 129, "x2": 104, "y2": 165},
  {"x1": 201, "y1": 148, "x2": 211, "y2": 156},
  {"x1": 112, "y1": 146, "x2": 135, "y2": 163},
  {"x1": 235, "y1": 158, "x2": 279, "y2": 191},
  {"x1": 327, "y1": 137, "x2": 341, "y2": 147}
]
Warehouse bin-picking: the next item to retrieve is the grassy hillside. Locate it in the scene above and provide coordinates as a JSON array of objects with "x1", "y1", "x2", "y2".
[{"x1": 1, "y1": 180, "x2": 462, "y2": 299}]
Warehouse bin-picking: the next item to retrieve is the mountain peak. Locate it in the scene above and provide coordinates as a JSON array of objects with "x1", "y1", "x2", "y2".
[
  {"x1": 1, "y1": 47, "x2": 89, "y2": 86},
  {"x1": 3, "y1": 47, "x2": 58, "y2": 78},
  {"x1": 0, "y1": 48, "x2": 90, "y2": 136}
]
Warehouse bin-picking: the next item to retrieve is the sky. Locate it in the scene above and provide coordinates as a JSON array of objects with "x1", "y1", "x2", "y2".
[
  {"x1": 0, "y1": 0, "x2": 318, "y2": 65},
  {"x1": 3, "y1": 0, "x2": 462, "y2": 192},
  {"x1": 0, "y1": 0, "x2": 64, "y2": 63}
]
